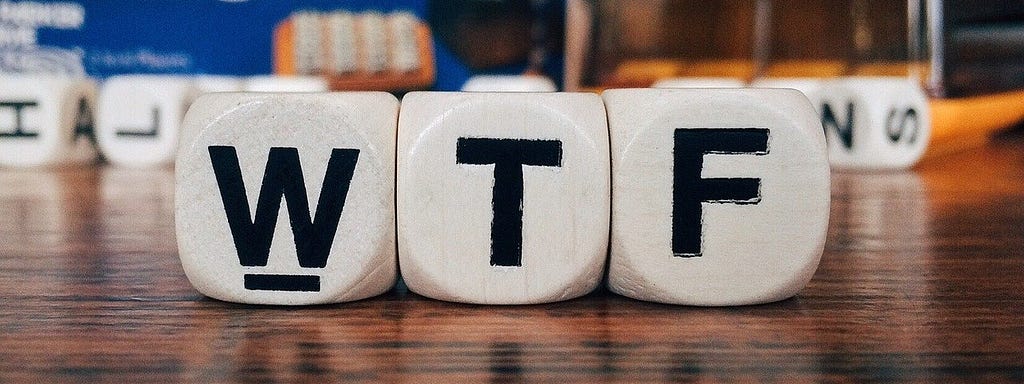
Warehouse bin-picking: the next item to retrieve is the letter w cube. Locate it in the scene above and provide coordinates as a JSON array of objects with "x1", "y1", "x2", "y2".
[{"x1": 176, "y1": 92, "x2": 398, "y2": 305}]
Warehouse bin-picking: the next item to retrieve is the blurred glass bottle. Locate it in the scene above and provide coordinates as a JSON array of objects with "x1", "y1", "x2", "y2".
[
  {"x1": 572, "y1": 0, "x2": 757, "y2": 88},
  {"x1": 753, "y1": 0, "x2": 928, "y2": 81}
]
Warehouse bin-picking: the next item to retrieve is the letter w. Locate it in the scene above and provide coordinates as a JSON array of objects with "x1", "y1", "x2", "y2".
[{"x1": 208, "y1": 146, "x2": 359, "y2": 268}]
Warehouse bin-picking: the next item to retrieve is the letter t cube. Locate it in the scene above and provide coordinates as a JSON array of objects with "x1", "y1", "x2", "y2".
[{"x1": 397, "y1": 92, "x2": 610, "y2": 305}]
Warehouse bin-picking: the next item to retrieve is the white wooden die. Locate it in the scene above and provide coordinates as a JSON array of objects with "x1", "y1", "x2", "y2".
[
  {"x1": 603, "y1": 88, "x2": 830, "y2": 306},
  {"x1": 397, "y1": 92, "x2": 609, "y2": 305},
  {"x1": 96, "y1": 75, "x2": 196, "y2": 168},
  {"x1": 192, "y1": 75, "x2": 244, "y2": 95},
  {"x1": 0, "y1": 75, "x2": 98, "y2": 167},
  {"x1": 244, "y1": 76, "x2": 329, "y2": 93},
  {"x1": 749, "y1": 77, "x2": 824, "y2": 101},
  {"x1": 176, "y1": 92, "x2": 398, "y2": 305},
  {"x1": 817, "y1": 77, "x2": 930, "y2": 169},
  {"x1": 652, "y1": 77, "x2": 746, "y2": 88},
  {"x1": 461, "y1": 75, "x2": 558, "y2": 92}
]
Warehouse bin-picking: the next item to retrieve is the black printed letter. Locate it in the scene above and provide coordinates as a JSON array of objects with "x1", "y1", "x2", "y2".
[
  {"x1": 73, "y1": 98, "x2": 100, "y2": 149},
  {"x1": 208, "y1": 146, "x2": 359, "y2": 292},
  {"x1": 456, "y1": 137, "x2": 562, "y2": 267},
  {"x1": 673, "y1": 128, "x2": 769, "y2": 257},
  {"x1": 821, "y1": 102, "x2": 854, "y2": 149},
  {"x1": 0, "y1": 101, "x2": 39, "y2": 138},
  {"x1": 885, "y1": 108, "x2": 919, "y2": 144},
  {"x1": 116, "y1": 107, "x2": 160, "y2": 137}
]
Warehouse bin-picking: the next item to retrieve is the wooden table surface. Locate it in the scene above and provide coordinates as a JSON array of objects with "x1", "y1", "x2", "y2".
[{"x1": 2, "y1": 133, "x2": 1023, "y2": 383}]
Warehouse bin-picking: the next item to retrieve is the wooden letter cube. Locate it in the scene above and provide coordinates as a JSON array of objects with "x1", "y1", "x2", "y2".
[
  {"x1": 749, "y1": 77, "x2": 825, "y2": 101},
  {"x1": 192, "y1": 75, "x2": 244, "y2": 95},
  {"x1": 461, "y1": 75, "x2": 558, "y2": 92},
  {"x1": 818, "y1": 77, "x2": 930, "y2": 169},
  {"x1": 397, "y1": 92, "x2": 609, "y2": 305},
  {"x1": 97, "y1": 75, "x2": 196, "y2": 167},
  {"x1": 653, "y1": 77, "x2": 746, "y2": 88},
  {"x1": 604, "y1": 88, "x2": 830, "y2": 306},
  {"x1": 176, "y1": 92, "x2": 398, "y2": 305},
  {"x1": 0, "y1": 75, "x2": 98, "y2": 167},
  {"x1": 244, "y1": 76, "x2": 329, "y2": 93}
]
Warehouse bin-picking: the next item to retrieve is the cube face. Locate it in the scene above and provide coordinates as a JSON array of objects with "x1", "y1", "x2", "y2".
[
  {"x1": 0, "y1": 76, "x2": 98, "y2": 167},
  {"x1": 176, "y1": 92, "x2": 398, "y2": 305},
  {"x1": 97, "y1": 76, "x2": 195, "y2": 167},
  {"x1": 818, "y1": 77, "x2": 930, "y2": 169},
  {"x1": 604, "y1": 88, "x2": 829, "y2": 306},
  {"x1": 397, "y1": 92, "x2": 610, "y2": 305}
]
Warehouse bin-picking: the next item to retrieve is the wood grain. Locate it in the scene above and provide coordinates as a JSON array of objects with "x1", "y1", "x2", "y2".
[{"x1": 2, "y1": 134, "x2": 1023, "y2": 382}]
